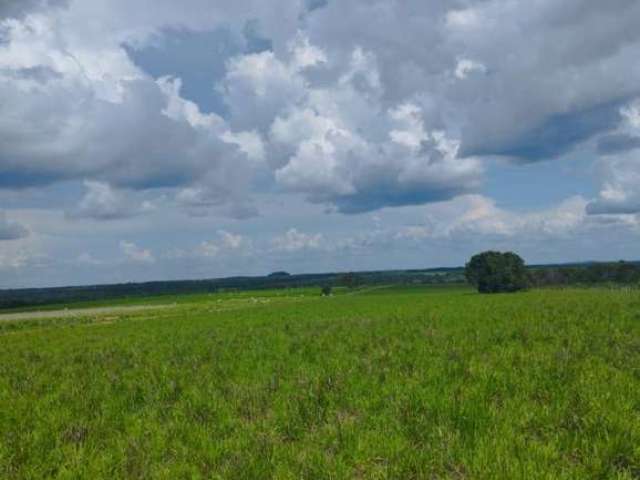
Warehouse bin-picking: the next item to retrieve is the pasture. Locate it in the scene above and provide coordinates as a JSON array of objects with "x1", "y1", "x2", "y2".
[{"x1": 1, "y1": 286, "x2": 639, "y2": 478}]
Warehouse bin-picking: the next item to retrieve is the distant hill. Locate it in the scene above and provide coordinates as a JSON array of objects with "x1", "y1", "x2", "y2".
[
  {"x1": 267, "y1": 271, "x2": 291, "y2": 278},
  {"x1": 0, "y1": 267, "x2": 465, "y2": 310},
  {"x1": 1, "y1": 260, "x2": 638, "y2": 310}
]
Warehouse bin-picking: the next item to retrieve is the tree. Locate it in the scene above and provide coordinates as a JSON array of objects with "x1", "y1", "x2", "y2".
[{"x1": 465, "y1": 251, "x2": 529, "y2": 293}]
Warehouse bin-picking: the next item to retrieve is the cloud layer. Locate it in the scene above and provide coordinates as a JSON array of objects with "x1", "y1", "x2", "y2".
[
  {"x1": 1, "y1": 1, "x2": 639, "y2": 286},
  {"x1": 3, "y1": 1, "x2": 640, "y2": 213}
]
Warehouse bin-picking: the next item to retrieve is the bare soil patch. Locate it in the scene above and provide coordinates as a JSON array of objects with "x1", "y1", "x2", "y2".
[{"x1": 0, "y1": 304, "x2": 175, "y2": 322}]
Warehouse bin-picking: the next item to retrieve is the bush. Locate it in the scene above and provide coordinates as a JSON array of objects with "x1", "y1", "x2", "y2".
[{"x1": 465, "y1": 251, "x2": 528, "y2": 293}]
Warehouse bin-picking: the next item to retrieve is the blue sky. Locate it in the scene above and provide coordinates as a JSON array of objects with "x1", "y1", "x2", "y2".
[{"x1": 1, "y1": 0, "x2": 640, "y2": 288}]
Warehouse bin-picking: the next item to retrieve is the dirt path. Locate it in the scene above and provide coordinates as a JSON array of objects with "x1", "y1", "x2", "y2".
[{"x1": 0, "y1": 304, "x2": 175, "y2": 322}]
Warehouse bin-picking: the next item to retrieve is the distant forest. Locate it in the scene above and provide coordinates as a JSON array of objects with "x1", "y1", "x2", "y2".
[
  {"x1": 527, "y1": 261, "x2": 640, "y2": 287},
  {"x1": 1, "y1": 261, "x2": 639, "y2": 310}
]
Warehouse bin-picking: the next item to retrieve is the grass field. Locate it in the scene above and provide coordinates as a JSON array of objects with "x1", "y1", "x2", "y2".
[{"x1": 1, "y1": 285, "x2": 639, "y2": 479}]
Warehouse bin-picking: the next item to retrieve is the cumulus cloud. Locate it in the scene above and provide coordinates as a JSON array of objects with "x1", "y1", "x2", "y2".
[
  {"x1": 4, "y1": 1, "x2": 640, "y2": 216},
  {"x1": 0, "y1": 233, "x2": 46, "y2": 274},
  {"x1": 587, "y1": 154, "x2": 640, "y2": 215},
  {"x1": 0, "y1": 12, "x2": 261, "y2": 217},
  {"x1": 197, "y1": 230, "x2": 252, "y2": 256},
  {"x1": 221, "y1": 37, "x2": 483, "y2": 212},
  {"x1": 219, "y1": 230, "x2": 250, "y2": 250},
  {"x1": 3, "y1": 0, "x2": 640, "y2": 286},
  {"x1": 166, "y1": 230, "x2": 252, "y2": 260},
  {"x1": 0, "y1": 249, "x2": 39, "y2": 270},
  {"x1": 272, "y1": 228, "x2": 323, "y2": 252},
  {"x1": 454, "y1": 58, "x2": 486, "y2": 80},
  {"x1": 67, "y1": 181, "x2": 155, "y2": 220},
  {"x1": 76, "y1": 252, "x2": 104, "y2": 266},
  {"x1": 0, "y1": 212, "x2": 29, "y2": 240},
  {"x1": 305, "y1": 0, "x2": 640, "y2": 162},
  {"x1": 589, "y1": 99, "x2": 640, "y2": 215},
  {"x1": 120, "y1": 240, "x2": 155, "y2": 264},
  {"x1": 395, "y1": 195, "x2": 590, "y2": 241}
]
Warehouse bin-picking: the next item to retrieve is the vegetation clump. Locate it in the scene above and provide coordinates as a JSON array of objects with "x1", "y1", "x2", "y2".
[{"x1": 465, "y1": 251, "x2": 529, "y2": 293}]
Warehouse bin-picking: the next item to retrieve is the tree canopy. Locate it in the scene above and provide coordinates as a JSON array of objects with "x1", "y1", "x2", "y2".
[{"x1": 465, "y1": 251, "x2": 528, "y2": 293}]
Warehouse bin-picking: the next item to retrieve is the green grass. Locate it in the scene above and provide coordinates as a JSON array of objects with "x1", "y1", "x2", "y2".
[{"x1": 1, "y1": 286, "x2": 639, "y2": 479}]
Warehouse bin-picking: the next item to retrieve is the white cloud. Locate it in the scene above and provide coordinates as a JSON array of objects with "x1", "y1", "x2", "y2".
[
  {"x1": 272, "y1": 228, "x2": 323, "y2": 252},
  {"x1": 306, "y1": 0, "x2": 640, "y2": 162},
  {"x1": 389, "y1": 103, "x2": 430, "y2": 151},
  {"x1": 0, "y1": 249, "x2": 39, "y2": 270},
  {"x1": 120, "y1": 240, "x2": 155, "y2": 264},
  {"x1": 4, "y1": 0, "x2": 640, "y2": 217},
  {"x1": 3, "y1": 0, "x2": 640, "y2": 286},
  {"x1": 290, "y1": 31, "x2": 327, "y2": 70},
  {"x1": 167, "y1": 230, "x2": 252, "y2": 260},
  {"x1": 454, "y1": 58, "x2": 487, "y2": 80},
  {"x1": 588, "y1": 153, "x2": 640, "y2": 215},
  {"x1": 224, "y1": 38, "x2": 484, "y2": 212},
  {"x1": 219, "y1": 230, "x2": 250, "y2": 250},
  {"x1": 220, "y1": 44, "x2": 312, "y2": 132},
  {"x1": 76, "y1": 252, "x2": 104, "y2": 266},
  {"x1": 445, "y1": 8, "x2": 481, "y2": 29},
  {"x1": 589, "y1": 99, "x2": 640, "y2": 215},
  {"x1": 391, "y1": 195, "x2": 640, "y2": 249},
  {"x1": 68, "y1": 181, "x2": 149, "y2": 220},
  {"x1": 0, "y1": 11, "x2": 261, "y2": 219},
  {"x1": 195, "y1": 240, "x2": 220, "y2": 258},
  {"x1": 395, "y1": 195, "x2": 590, "y2": 241},
  {"x1": 0, "y1": 230, "x2": 46, "y2": 274},
  {"x1": 621, "y1": 100, "x2": 640, "y2": 130},
  {"x1": 220, "y1": 130, "x2": 266, "y2": 163}
]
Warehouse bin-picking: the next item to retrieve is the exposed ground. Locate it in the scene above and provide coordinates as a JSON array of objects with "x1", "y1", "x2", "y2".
[{"x1": 0, "y1": 304, "x2": 176, "y2": 322}]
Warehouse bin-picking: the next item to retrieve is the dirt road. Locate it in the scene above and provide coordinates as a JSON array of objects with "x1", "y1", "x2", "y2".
[{"x1": 0, "y1": 304, "x2": 174, "y2": 322}]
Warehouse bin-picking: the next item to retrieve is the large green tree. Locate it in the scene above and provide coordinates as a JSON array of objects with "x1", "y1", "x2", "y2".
[{"x1": 465, "y1": 251, "x2": 529, "y2": 293}]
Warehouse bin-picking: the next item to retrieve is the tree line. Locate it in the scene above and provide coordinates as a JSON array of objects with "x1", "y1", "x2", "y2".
[
  {"x1": 466, "y1": 251, "x2": 640, "y2": 293},
  {"x1": 528, "y1": 261, "x2": 640, "y2": 287},
  {"x1": 2, "y1": 254, "x2": 638, "y2": 308},
  {"x1": 0, "y1": 268, "x2": 465, "y2": 309}
]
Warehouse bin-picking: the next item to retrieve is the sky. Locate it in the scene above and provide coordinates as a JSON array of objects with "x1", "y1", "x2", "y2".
[{"x1": 1, "y1": 0, "x2": 640, "y2": 288}]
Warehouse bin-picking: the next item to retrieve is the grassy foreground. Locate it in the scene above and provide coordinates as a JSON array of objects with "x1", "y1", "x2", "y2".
[{"x1": 1, "y1": 286, "x2": 639, "y2": 479}]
